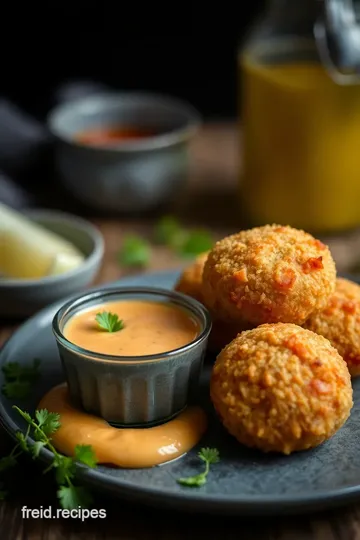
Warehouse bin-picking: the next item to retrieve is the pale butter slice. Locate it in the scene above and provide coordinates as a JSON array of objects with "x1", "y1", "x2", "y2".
[{"x1": 0, "y1": 202, "x2": 85, "y2": 279}]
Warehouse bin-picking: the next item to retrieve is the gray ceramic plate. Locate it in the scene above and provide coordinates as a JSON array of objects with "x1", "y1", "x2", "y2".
[{"x1": 1, "y1": 270, "x2": 360, "y2": 516}]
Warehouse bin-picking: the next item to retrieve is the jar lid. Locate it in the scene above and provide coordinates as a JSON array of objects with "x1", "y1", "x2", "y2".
[{"x1": 315, "y1": 0, "x2": 360, "y2": 84}]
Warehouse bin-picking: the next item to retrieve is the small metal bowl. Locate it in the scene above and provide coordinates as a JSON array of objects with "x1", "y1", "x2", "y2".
[
  {"x1": 52, "y1": 287, "x2": 211, "y2": 426},
  {"x1": 47, "y1": 92, "x2": 201, "y2": 213}
]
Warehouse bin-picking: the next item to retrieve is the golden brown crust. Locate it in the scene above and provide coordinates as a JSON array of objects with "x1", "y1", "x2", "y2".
[
  {"x1": 174, "y1": 252, "x2": 249, "y2": 352},
  {"x1": 174, "y1": 252, "x2": 209, "y2": 303},
  {"x1": 202, "y1": 225, "x2": 336, "y2": 326},
  {"x1": 304, "y1": 278, "x2": 360, "y2": 377},
  {"x1": 210, "y1": 323, "x2": 352, "y2": 454}
]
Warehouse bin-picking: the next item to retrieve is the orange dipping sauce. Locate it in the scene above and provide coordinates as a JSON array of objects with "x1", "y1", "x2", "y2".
[
  {"x1": 75, "y1": 126, "x2": 158, "y2": 146},
  {"x1": 38, "y1": 384, "x2": 207, "y2": 468},
  {"x1": 63, "y1": 300, "x2": 201, "y2": 357}
]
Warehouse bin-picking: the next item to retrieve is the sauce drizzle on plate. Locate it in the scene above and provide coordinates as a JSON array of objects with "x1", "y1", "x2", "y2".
[{"x1": 38, "y1": 384, "x2": 207, "y2": 468}]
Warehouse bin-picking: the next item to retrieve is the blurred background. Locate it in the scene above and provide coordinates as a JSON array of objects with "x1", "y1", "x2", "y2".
[
  {"x1": 0, "y1": 3, "x2": 263, "y2": 120},
  {"x1": 3, "y1": 0, "x2": 360, "y2": 288}
]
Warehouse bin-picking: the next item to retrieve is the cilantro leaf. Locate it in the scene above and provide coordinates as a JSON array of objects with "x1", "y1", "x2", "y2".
[
  {"x1": 35, "y1": 409, "x2": 49, "y2": 427},
  {"x1": 2, "y1": 358, "x2": 41, "y2": 399},
  {"x1": 95, "y1": 312, "x2": 124, "y2": 333},
  {"x1": 177, "y1": 447, "x2": 220, "y2": 488},
  {"x1": 2, "y1": 363, "x2": 23, "y2": 380},
  {"x1": 154, "y1": 216, "x2": 182, "y2": 246},
  {"x1": 0, "y1": 455, "x2": 17, "y2": 473},
  {"x1": 2, "y1": 381, "x2": 32, "y2": 400},
  {"x1": 31, "y1": 441, "x2": 46, "y2": 458},
  {"x1": 54, "y1": 456, "x2": 76, "y2": 484},
  {"x1": 35, "y1": 410, "x2": 61, "y2": 435},
  {"x1": 2, "y1": 359, "x2": 40, "y2": 381},
  {"x1": 118, "y1": 235, "x2": 151, "y2": 268},
  {"x1": 57, "y1": 485, "x2": 93, "y2": 510},
  {"x1": 198, "y1": 447, "x2": 220, "y2": 464},
  {"x1": 177, "y1": 229, "x2": 213, "y2": 258},
  {"x1": 15, "y1": 432, "x2": 29, "y2": 452},
  {"x1": 74, "y1": 445, "x2": 97, "y2": 468},
  {"x1": 8, "y1": 405, "x2": 97, "y2": 510}
]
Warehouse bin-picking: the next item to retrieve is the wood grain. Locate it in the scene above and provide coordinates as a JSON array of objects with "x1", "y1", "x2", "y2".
[{"x1": 1, "y1": 123, "x2": 360, "y2": 539}]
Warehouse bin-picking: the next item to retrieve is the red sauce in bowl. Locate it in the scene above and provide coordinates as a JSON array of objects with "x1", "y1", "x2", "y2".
[{"x1": 75, "y1": 126, "x2": 158, "y2": 146}]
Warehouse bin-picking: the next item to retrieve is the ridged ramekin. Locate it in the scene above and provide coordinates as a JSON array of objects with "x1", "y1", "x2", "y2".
[{"x1": 52, "y1": 287, "x2": 211, "y2": 426}]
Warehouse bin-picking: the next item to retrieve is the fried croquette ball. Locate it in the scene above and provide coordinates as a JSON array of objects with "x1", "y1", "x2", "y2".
[
  {"x1": 210, "y1": 323, "x2": 352, "y2": 454},
  {"x1": 174, "y1": 252, "x2": 209, "y2": 303},
  {"x1": 202, "y1": 225, "x2": 336, "y2": 326},
  {"x1": 174, "y1": 253, "x2": 252, "y2": 352},
  {"x1": 304, "y1": 278, "x2": 360, "y2": 377}
]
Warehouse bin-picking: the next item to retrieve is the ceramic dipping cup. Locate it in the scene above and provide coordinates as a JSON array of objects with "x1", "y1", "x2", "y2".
[{"x1": 52, "y1": 287, "x2": 211, "y2": 426}]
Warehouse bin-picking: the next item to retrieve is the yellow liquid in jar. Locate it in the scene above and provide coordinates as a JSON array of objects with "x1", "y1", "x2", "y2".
[{"x1": 240, "y1": 54, "x2": 360, "y2": 232}]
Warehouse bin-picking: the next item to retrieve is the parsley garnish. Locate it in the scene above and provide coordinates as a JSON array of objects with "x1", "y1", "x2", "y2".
[
  {"x1": 153, "y1": 217, "x2": 213, "y2": 258},
  {"x1": 95, "y1": 311, "x2": 124, "y2": 333},
  {"x1": 2, "y1": 358, "x2": 41, "y2": 400},
  {"x1": 0, "y1": 407, "x2": 97, "y2": 509},
  {"x1": 177, "y1": 448, "x2": 220, "y2": 487},
  {"x1": 153, "y1": 216, "x2": 184, "y2": 247},
  {"x1": 177, "y1": 229, "x2": 213, "y2": 258},
  {"x1": 116, "y1": 217, "x2": 213, "y2": 268},
  {"x1": 118, "y1": 235, "x2": 151, "y2": 268}
]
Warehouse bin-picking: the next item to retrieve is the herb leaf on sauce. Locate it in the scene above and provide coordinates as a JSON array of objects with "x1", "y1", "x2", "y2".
[
  {"x1": 95, "y1": 311, "x2": 124, "y2": 333},
  {"x1": 2, "y1": 358, "x2": 41, "y2": 400},
  {"x1": 0, "y1": 406, "x2": 97, "y2": 509},
  {"x1": 118, "y1": 235, "x2": 151, "y2": 268},
  {"x1": 177, "y1": 447, "x2": 220, "y2": 487}
]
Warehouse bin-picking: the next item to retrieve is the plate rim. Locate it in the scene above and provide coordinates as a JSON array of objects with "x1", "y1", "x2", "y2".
[{"x1": 1, "y1": 269, "x2": 360, "y2": 514}]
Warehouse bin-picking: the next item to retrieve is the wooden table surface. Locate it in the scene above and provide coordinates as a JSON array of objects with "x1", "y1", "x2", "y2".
[{"x1": 2, "y1": 123, "x2": 360, "y2": 539}]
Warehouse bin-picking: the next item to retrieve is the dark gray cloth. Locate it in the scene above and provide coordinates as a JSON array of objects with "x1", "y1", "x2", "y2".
[
  {"x1": 0, "y1": 99, "x2": 51, "y2": 176},
  {"x1": 0, "y1": 171, "x2": 33, "y2": 209},
  {"x1": 0, "y1": 80, "x2": 111, "y2": 209}
]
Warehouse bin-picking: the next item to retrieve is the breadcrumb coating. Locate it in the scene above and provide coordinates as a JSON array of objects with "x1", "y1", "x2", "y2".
[
  {"x1": 304, "y1": 278, "x2": 360, "y2": 377},
  {"x1": 210, "y1": 323, "x2": 352, "y2": 454},
  {"x1": 202, "y1": 225, "x2": 336, "y2": 326},
  {"x1": 174, "y1": 252, "x2": 253, "y2": 352},
  {"x1": 174, "y1": 252, "x2": 209, "y2": 303}
]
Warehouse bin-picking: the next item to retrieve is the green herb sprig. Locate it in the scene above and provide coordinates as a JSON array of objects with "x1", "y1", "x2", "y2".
[
  {"x1": 0, "y1": 407, "x2": 97, "y2": 509},
  {"x1": 117, "y1": 217, "x2": 214, "y2": 269},
  {"x1": 95, "y1": 311, "x2": 124, "y2": 333},
  {"x1": 178, "y1": 229, "x2": 213, "y2": 258},
  {"x1": 118, "y1": 235, "x2": 151, "y2": 268},
  {"x1": 2, "y1": 359, "x2": 41, "y2": 400},
  {"x1": 177, "y1": 447, "x2": 220, "y2": 487},
  {"x1": 154, "y1": 216, "x2": 213, "y2": 258},
  {"x1": 153, "y1": 215, "x2": 186, "y2": 248}
]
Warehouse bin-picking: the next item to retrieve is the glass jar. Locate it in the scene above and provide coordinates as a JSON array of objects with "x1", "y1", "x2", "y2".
[{"x1": 239, "y1": 0, "x2": 360, "y2": 233}]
